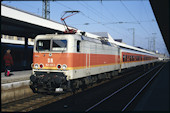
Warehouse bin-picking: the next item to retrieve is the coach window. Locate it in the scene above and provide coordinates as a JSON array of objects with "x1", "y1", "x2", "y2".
[
  {"x1": 126, "y1": 55, "x2": 128, "y2": 61},
  {"x1": 131, "y1": 56, "x2": 132, "y2": 61},
  {"x1": 133, "y1": 56, "x2": 135, "y2": 61},
  {"x1": 123, "y1": 55, "x2": 125, "y2": 62},
  {"x1": 77, "y1": 40, "x2": 81, "y2": 52},
  {"x1": 131, "y1": 56, "x2": 133, "y2": 61}
]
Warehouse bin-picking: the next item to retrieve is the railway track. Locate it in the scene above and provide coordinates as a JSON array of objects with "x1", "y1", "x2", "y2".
[
  {"x1": 1, "y1": 63, "x2": 161, "y2": 112},
  {"x1": 30, "y1": 62, "x2": 164, "y2": 112},
  {"x1": 85, "y1": 62, "x2": 165, "y2": 112}
]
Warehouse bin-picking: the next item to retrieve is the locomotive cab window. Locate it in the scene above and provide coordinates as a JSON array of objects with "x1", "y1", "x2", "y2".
[
  {"x1": 77, "y1": 40, "x2": 81, "y2": 52},
  {"x1": 36, "y1": 40, "x2": 50, "y2": 51},
  {"x1": 52, "y1": 40, "x2": 67, "y2": 51}
]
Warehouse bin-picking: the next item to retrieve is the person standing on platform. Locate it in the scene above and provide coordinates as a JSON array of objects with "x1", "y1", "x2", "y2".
[{"x1": 3, "y1": 49, "x2": 13, "y2": 77}]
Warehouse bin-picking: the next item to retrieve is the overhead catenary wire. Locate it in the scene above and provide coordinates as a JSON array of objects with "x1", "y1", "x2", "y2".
[
  {"x1": 3, "y1": 1, "x2": 41, "y2": 15},
  {"x1": 78, "y1": 2, "x2": 142, "y2": 41},
  {"x1": 99, "y1": 2, "x2": 145, "y2": 47},
  {"x1": 80, "y1": 1, "x2": 148, "y2": 47},
  {"x1": 79, "y1": 1, "x2": 133, "y2": 36},
  {"x1": 98, "y1": 1, "x2": 149, "y2": 48},
  {"x1": 100, "y1": 1, "x2": 157, "y2": 46},
  {"x1": 141, "y1": 0, "x2": 168, "y2": 53},
  {"x1": 118, "y1": 0, "x2": 154, "y2": 49},
  {"x1": 141, "y1": 0, "x2": 157, "y2": 33},
  {"x1": 100, "y1": 1, "x2": 120, "y2": 22},
  {"x1": 80, "y1": 11, "x2": 130, "y2": 38},
  {"x1": 58, "y1": 1, "x2": 148, "y2": 48},
  {"x1": 56, "y1": 1, "x2": 150, "y2": 48},
  {"x1": 57, "y1": 1, "x2": 129, "y2": 37},
  {"x1": 99, "y1": 2, "x2": 138, "y2": 40},
  {"x1": 79, "y1": 2, "x2": 106, "y2": 23},
  {"x1": 120, "y1": 0, "x2": 151, "y2": 36},
  {"x1": 80, "y1": 1, "x2": 115, "y2": 23}
]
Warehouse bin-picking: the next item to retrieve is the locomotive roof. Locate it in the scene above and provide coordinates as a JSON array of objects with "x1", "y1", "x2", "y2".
[{"x1": 90, "y1": 32, "x2": 109, "y2": 38}]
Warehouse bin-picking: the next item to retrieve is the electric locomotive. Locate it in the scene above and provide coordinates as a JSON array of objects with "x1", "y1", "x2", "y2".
[{"x1": 30, "y1": 33, "x2": 121, "y2": 93}]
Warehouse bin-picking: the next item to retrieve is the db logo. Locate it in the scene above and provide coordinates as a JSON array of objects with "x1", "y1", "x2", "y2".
[{"x1": 48, "y1": 58, "x2": 53, "y2": 63}]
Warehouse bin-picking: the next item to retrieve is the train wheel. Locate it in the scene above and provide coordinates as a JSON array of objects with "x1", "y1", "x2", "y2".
[
  {"x1": 30, "y1": 85, "x2": 38, "y2": 93},
  {"x1": 70, "y1": 81, "x2": 76, "y2": 94}
]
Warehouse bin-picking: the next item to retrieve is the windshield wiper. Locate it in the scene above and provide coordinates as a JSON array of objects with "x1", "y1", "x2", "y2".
[
  {"x1": 36, "y1": 46, "x2": 39, "y2": 53},
  {"x1": 62, "y1": 44, "x2": 67, "y2": 53}
]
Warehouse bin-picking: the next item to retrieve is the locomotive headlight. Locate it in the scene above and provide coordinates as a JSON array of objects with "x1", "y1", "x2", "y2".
[
  {"x1": 34, "y1": 64, "x2": 39, "y2": 69},
  {"x1": 62, "y1": 64, "x2": 67, "y2": 70}
]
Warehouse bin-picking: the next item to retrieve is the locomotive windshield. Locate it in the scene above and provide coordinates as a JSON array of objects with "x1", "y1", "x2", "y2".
[
  {"x1": 36, "y1": 40, "x2": 50, "y2": 51},
  {"x1": 36, "y1": 39, "x2": 67, "y2": 52},
  {"x1": 52, "y1": 40, "x2": 67, "y2": 51}
]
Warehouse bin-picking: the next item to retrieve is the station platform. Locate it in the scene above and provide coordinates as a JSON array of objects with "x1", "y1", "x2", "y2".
[
  {"x1": 1, "y1": 70, "x2": 32, "y2": 84},
  {"x1": 1, "y1": 70, "x2": 33, "y2": 104},
  {"x1": 134, "y1": 61, "x2": 169, "y2": 111}
]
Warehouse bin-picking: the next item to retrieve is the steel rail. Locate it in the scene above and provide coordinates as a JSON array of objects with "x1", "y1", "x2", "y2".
[
  {"x1": 121, "y1": 63, "x2": 165, "y2": 111},
  {"x1": 85, "y1": 63, "x2": 163, "y2": 112}
]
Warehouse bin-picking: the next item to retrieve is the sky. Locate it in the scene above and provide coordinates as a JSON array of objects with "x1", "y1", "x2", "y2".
[{"x1": 2, "y1": 0, "x2": 169, "y2": 56}]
